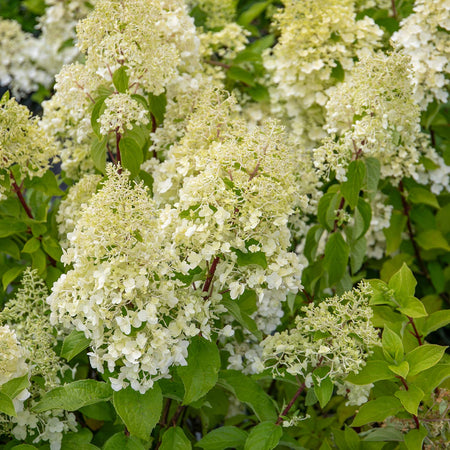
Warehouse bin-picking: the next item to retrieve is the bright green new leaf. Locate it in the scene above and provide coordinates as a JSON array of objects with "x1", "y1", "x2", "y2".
[
  {"x1": 416, "y1": 229, "x2": 450, "y2": 251},
  {"x1": 60, "y1": 330, "x2": 91, "y2": 361},
  {"x1": 413, "y1": 364, "x2": 450, "y2": 394},
  {"x1": 405, "y1": 344, "x2": 447, "y2": 377},
  {"x1": 148, "y1": 92, "x2": 167, "y2": 125},
  {"x1": 177, "y1": 336, "x2": 220, "y2": 405},
  {"x1": 112, "y1": 66, "x2": 130, "y2": 93},
  {"x1": 408, "y1": 187, "x2": 440, "y2": 209},
  {"x1": 403, "y1": 427, "x2": 428, "y2": 450},
  {"x1": 0, "y1": 238, "x2": 20, "y2": 259},
  {"x1": 196, "y1": 426, "x2": 247, "y2": 450},
  {"x1": 423, "y1": 309, "x2": 450, "y2": 336},
  {"x1": 313, "y1": 367, "x2": 334, "y2": 408},
  {"x1": 32, "y1": 380, "x2": 113, "y2": 412},
  {"x1": 394, "y1": 385, "x2": 424, "y2": 415},
  {"x1": 388, "y1": 263, "x2": 416, "y2": 298},
  {"x1": 103, "y1": 433, "x2": 145, "y2": 450},
  {"x1": 397, "y1": 296, "x2": 428, "y2": 318},
  {"x1": 346, "y1": 360, "x2": 396, "y2": 385},
  {"x1": 341, "y1": 160, "x2": 366, "y2": 209},
  {"x1": 351, "y1": 396, "x2": 403, "y2": 427},
  {"x1": 388, "y1": 361, "x2": 409, "y2": 379},
  {"x1": 237, "y1": 1, "x2": 271, "y2": 27},
  {"x1": 317, "y1": 192, "x2": 339, "y2": 231},
  {"x1": 382, "y1": 326, "x2": 404, "y2": 363},
  {"x1": 324, "y1": 231, "x2": 349, "y2": 285},
  {"x1": 0, "y1": 374, "x2": 29, "y2": 399},
  {"x1": 160, "y1": 427, "x2": 191, "y2": 450},
  {"x1": 2, "y1": 266, "x2": 25, "y2": 291},
  {"x1": 244, "y1": 422, "x2": 282, "y2": 450},
  {"x1": 0, "y1": 221, "x2": 27, "y2": 238},
  {"x1": 113, "y1": 384, "x2": 162, "y2": 441},
  {"x1": 90, "y1": 95, "x2": 108, "y2": 137},
  {"x1": 0, "y1": 392, "x2": 16, "y2": 416},
  {"x1": 22, "y1": 237, "x2": 40, "y2": 253}
]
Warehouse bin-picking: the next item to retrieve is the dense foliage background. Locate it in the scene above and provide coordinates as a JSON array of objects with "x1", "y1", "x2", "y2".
[{"x1": 0, "y1": 0, "x2": 449, "y2": 449}]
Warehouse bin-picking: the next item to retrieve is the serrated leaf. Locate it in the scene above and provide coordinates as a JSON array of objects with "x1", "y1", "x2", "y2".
[
  {"x1": 0, "y1": 374, "x2": 29, "y2": 399},
  {"x1": 350, "y1": 236, "x2": 366, "y2": 274},
  {"x1": 362, "y1": 427, "x2": 403, "y2": 442},
  {"x1": 324, "y1": 232, "x2": 349, "y2": 285},
  {"x1": 0, "y1": 391, "x2": 16, "y2": 416},
  {"x1": 160, "y1": 427, "x2": 191, "y2": 450},
  {"x1": 394, "y1": 385, "x2": 424, "y2": 415},
  {"x1": 317, "y1": 192, "x2": 339, "y2": 231},
  {"x1": 341, "y1": 160, "x2": 366, "y2": 208},
  {"x1": 42, "y1": 236, "x2": 62, "y2": 261},
  {"x1": 60, "y1": 330, "x2": 90, "y2": 361},
  {"x1": 113, "y1": 384, "x2": 162, "y2": 441},
  {"x1": 196, "y1": 426, "x2": 247, "y2": 450},
  {"x1": 148, "y1": 92, "x2": 166, "y2": 125},
  {"x1": 244, "y1": 422, "x2": 282, "y2": 450},
  {"x1": 90, "y1": 96, "x2": 108, "y2": 137},
  {"x1": 351, "y1": 396, "x2": 403, "y2": 426},
  {"x1": 227, "y1": 67, "x2": 256, "y2": 86},
  {"x1": 405, "y1": 344, "x2": 447, "y2": 377},
  {"x1": 33, "y1": 380, "x2": 113, "y2": 412},
  {"x1": 304, "y1": 225, "x2": 324, "y2": 263},
  {"x1": 413, "y1": 364, "x2": 450, "y2": 394},
  {"x1": 355, "y1": 198, "x2": 371, "y2": 239},
  {"x1": 177, "y1": 336, "x2": 220, "y2": 405}
]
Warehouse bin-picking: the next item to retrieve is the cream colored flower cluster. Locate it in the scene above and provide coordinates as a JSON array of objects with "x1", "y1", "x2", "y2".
[
  {"x1": 49, "y1": 167, "x2": 216, "y2": 392},
  {"x1": 264, "y1": 0, "x2": 383, "y2": 145},
  {"x1": 314, "y1": 52, "x2": 430, "y2": 183},
  {"x1": 262, "y1": 282, "x2": 380, "y2": 380},
  {"x1": 0, "y1": 93, "x2": 57, "y2": 198},
  {"x1": 392, "y1": 0, "x2": 450, "y2": 109},
  {"x1": 0, "y1": 325, "x2": 27, "y2": 386}
]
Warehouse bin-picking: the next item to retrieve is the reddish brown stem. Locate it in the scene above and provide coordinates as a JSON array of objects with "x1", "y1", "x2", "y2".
[
  {"x1": 9, "y1": 171, "x2": 33, "y2": 219},
  {"x1": 205, "y1": 59, "x2": 231, "y2": 69},
  {"x1": 203, "y1": 256, "x2": 220, "y2": 295},
  {"x1": 398, "y1": 376, "x2": 420, "y2": 429},
  {"x1": 115, "y1": 130, "x2": 122, "y2": 172},
  {"x1": 407, "y1": 316, "x2": 423, "y2": 346},
  {"x1": 276, "y1": 383, "x2": 306, "y2": 425},
  {"x1": 171, "y1": 404, "x2": 185, "y2": 427},
  {"x1": 391, "y1": 0, "x2": 398, "y2": 19}
]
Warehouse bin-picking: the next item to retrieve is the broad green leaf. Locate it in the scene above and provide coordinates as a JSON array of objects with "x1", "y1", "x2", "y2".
[
  {"x1": 103, "y1": 433, "x2": 145, "y2": 450},
  {"x1": 317, "y1": 192, "x2": 339, "y2": 231},
  {"x1": 0, "y1": 238, "x2": 20, "y2": 259},
  {"x1": 244, "y1": 422, "x2": 282, "y2": 450},
  {"x1": 33, "y1": 380, "x2": 113, "y2": 412},
  {"x1": 403, "y1": 427, "x2": 428, "y2": 450},
  {"x1": 177, "y1": 336, "x2": 220, "y2": 405},
  {"x1": 227, "y1": 67, "x2": 256, "y2": 87},
  {"x1": 416, "y1": 229, "x2": 450, "y2": 251},
  {"x1": 423, "y1": 309, "x2": 450, "y2": 336},
  {"x1": 237, "y1": 1, "x2": 271, "y2": 27},
  {"x1": 22, "y1": 237, "x2": 40, "y2": 253},
  {"x1": 60, "y1": 428, "x2": 96, "y2": 449},
  {"x1": 394, "y1": 385, "x2": 424, "y2": 415},
  {"x1": 324, "y1": 231, "x2": 349, "y2": 285},
  {"x1": 79, "y1": 401, "x2": 115, "y2": 421},
  {"x1": 405, "y1": 344, "x2": 447, "y2": 377},
  {"x1": 304, "y1": 225, "x2": 324, "y2": 262},
  {"x1": 196, "y1": 426, "x2": 247, "y2": 450},
  {"x1": 112, "y1": 66, "x2": 129, "y2": 93},
  {"x1": 364, "y1": 157, "x2": 380, "y2": 200},
  {"x1": 2, "y1": 266, "x2": 25, "y2": 290},
  {"x1": 427, "y1": 261, "x2": 445, "y2": 293},
  {"x1": 388, "y1": 263, "x2": 416, "y2": 299},
  {"x1": 248, "y1": 85, "x2": 270, "y2": 103},
  {"x1": 383, "y1": 212, "x2": 407, "y2": 255},
  {"x1": 341, "y1": 160, "x2": 366, "y2": 208},
  {"x1": 0, "y1": 374, "x2": 29, "y2": 399},
  {"x1": 351, "y1": 396, "x2": 403, "y2": 426},
  {"x1": 313, "y1": 367, "x2": 333, "y2": 408},
  {"x1": 27, "y1": 170, "x2": 64, "y2": 196},
  {"x1": 0, "y1": 220, "x2": 27, "y2": 237},
  {"x1": 0, "y1": 392, "x2": 16, "y2": 416},
  {"x1": 222, "y1": 298, "x2": 262, "y2": 340},
  {"x1": 367, "y1": 279, "x2": 395, "y2": 307},
  {"x1": 91, "y1": 136, "x2": 107, "y2": 173},
  {"x1": 408, "y1": 187, "x2": 440, "y2": 209},
  {"x1": 11, "y1": 445, "x2": 39, "y2": 449},
  {"x1": 160, "y1": 427, "x2": 191, "y2": 450},
  {"x1": 148, "y1": 92, "x2": 167, "y2": 125},
  {"x1": 42, "y1": 236, "x2": 62, "y2": 261},
  {"x1": 31, "y1": 248, "x2": 46, "y2": 274},
  {"x1": 388, "y1": 361, "x2": 409, "y2": 379},
  {"x1": 60, "y1": 330, "x2": 91, "y2": 361},
  {"x1": 353, "y1": 199, "x2": 371, "y2": 240},
  {"x1": 113, "y1": 384, "x2": 162, "y2": 441},
  {"x1": 411, "y1": 364, "x2": 450, "y2": 394},
  {"x1": 436, "y1": 203, "x2": 450, "y2": 234},
  {"x1": 362, "y1": 427, "x2": 403, "y2": 442},
  {"x1": 119, "y1": 137, "x2": 143, "y2": 178},
  {"x1": 346, "y1": 360, "x2": 395, "y2": 385},
  {"x1": 397, "y1": 296, "x2": 427, "y2": 318},
  {"x1": 90, "y1": 95, "x2": 108, "y2": 137},
  {"x1": 218, "y1": 370, "x2": 277, "y2": 422},
  {"x1": 234, "y1": 248, "x2": 267, "y2": 269},
  {"x1": 382, "y1": 326, "x2": 404, "y2": 363},
  {"x1": 350, "y1": 236, "x2": 366, "y2": 274}
]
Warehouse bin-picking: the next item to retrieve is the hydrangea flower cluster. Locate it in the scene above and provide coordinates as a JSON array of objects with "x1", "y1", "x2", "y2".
[
  {"x1": 392, "y1": 0, "x2": 450, "y2": 109},
  {"x1": 313, "y1": 52, "x2": 431, "y2": 183},
  {"x1": 261, "y1": 282, "x2": 380, "y2": 381},
  {"x1": 0, "y1": 325, "x2": 27, "y2": 386},
  {"x1": 264, "y1": 0, "x2": 383, "y2": 145}
]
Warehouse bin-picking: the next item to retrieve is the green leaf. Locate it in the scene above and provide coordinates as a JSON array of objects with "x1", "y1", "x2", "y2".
[
  {"x1": 22, "y1": 236, "x2": 40, "y2": 253},
  {"x1": 234, "y1": 248, "x2": 267, "y2": 269},
  {"x1": 0, "y1": 374, "x2": 30, "y2": 399},
  {"x1": 313, "y1": 367, "x2": 333, "y2": 408},
  {"x1": 42, "y1": 236, "x2": 62, "y2": 261},
  {"x1": 11, "y1": 445, "x2": 39, "y2": 450},
  {"x1": 27, "y1": 170, "x2": 64, "y2": 196},
  {"x1": 112, "y1": 66, "x2": 129, "y2": 93},
  {"x1": 350, "y1": 236, "x2": 366, "y2": 274},
  {"x1": 103, "y1": 433, "x2": 145, "y2": 450},
  {"x1": 32, "y1": 380, "x2": 113, "y2": 412},
  {"x1": 227, "y1": 67, "x2": 256, "y2": 87},
  {"x1": 346, "y1": 360, "x2": 395, "y2": 385},
  {"x1": 317, "y1": 192, "x2": 339, "y2": 231},
  {"x1": 196, "y1": 426, "x2": 247, "y2": 450},
  {"x1": 416, "y1": 229, "x2": 450, "y2": 251},
  {"x1": 408, "y1": 187, "x2": 440, "y2": 209},
  {"x1": 351, "y1": 396, "x2": 403, "y2": 426},
  {"x1": 177, "y1": 336, "x2": 220, "y2": 405},
  {"x1": 362, "y1": 427, "x2": 403, "y2": 442},
  {"x1": 403, "y1": 426, "x2": 428, "y2": 450},
  {"x1": 244, "y1": 422, "x2": 282, "y2": 450},
  {"x1": 91, "y1": 136, "x2": 107, "y2": 173},
  {"x1": 413, "y1": 364, "x2": 450, "y2": 394},
  {"x1": 237, "y1": 1, "x2": 271, "y2": 27},
  {"x1": 218, "y1": 370, "x2": 277, "y2": 422},
  {"x1": 405, "y1": 344, "x2": 447, "y2": 377},
  {"x1": 397, "y1": 296, "x2": 428, "y2": 318},
  {"x1": 222, "y1": 298, "x2": 262, "y2": 340},
  {"x1": 0, "y1": 238, "x2": 20, "y2": 259},
  {"x1": 304, "y1": 225, "x2": 324, "y2": 262},
  {"x1": 160, "y1": 427, "x2": 191, "y2": 450},
  {"x1": 60, "y1": 330, "x2": 90, "y2": 361},
  {"x1": 91, "y1": 96, "x2": 108, "y2": 137},
  {"x1": 354, "y1": 198, "x2": 372, "y2": 239},
  {"x1": 382, "y1": 326, "x2": 404, "y2": 363},
  {"x1": 60, "y1": 428, "x2": 96, "y2": 449},
  {"x1": 324, "y1": 232, "x2": 349, "y2": 285},
  {"x1": 364, "y1": 157, "x2": 380, "y2": 200},
  {"x1": 341, "y1": 160, "x2": 366, "y2": 209},
  {"x1": 119, "y1": 137, "x2": 143, "y2": 178},
  {"x1": 31, "y1": 248, "x2": 46, "y2": 274},
  {"x1": 383, "y1": 212, "x2": 407, "y2": 255},
  {"x1": 394, "y1": 385, "x2": 424, "y2": 415},
  {"x1": 423, "y1": 309, "x2": 450, "y2": 336},
  {"x1": 113, "y1": 384, "x2": 162, "y2": 441},
  {"x1": 0, "y1": 220, "x2": 27, "y2": 237},
  {"x1": 2, "y1": 266, "x2": 25, "y2": 290},
  {"x1": 248, "y1": 85, "x2": 270, "y2": 103},
  {"x1": 0, "y1": 392, "x2": 16, "y2": 416},
  {"x1": 389, "y1": 263, "x2": 416, "y2": 299},
  {"x1": 79, "y1": 401, "x2": 115, "y2": 421},
  {"x1": 148, "y1": 92, "x2": 167, "y2": 125},
  {"x1": 388, "y1": 361, "x2": 409, "y2": 379}
]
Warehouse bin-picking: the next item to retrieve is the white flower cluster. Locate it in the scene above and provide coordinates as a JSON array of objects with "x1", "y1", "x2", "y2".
[
  {"x1": 0, "y1": 325, "x2": 27, "y2": 386},
  {"x1": 314, "y1": 52, "x2": 430, "y2": 183},
  {"x1": 336, "y1": 380, "x2": 374, "y2": 406},
  {"x1": 366, "y1": 192, "x2": 393, "y2": 260},
  {"x1": 262, "y1": 282, "x2": 380, "y2": 381},
  {"x1": 264, "y1": 0, "x2": 383, "y2": 145},
  {"x1": 392, "y1": 0, "x2": 450, "y2": 109}
]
